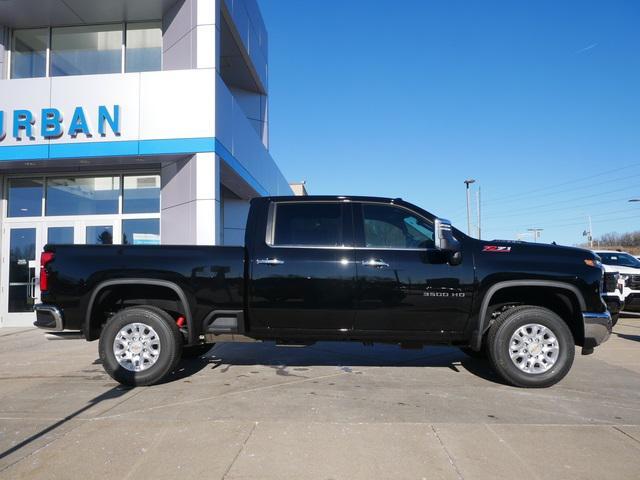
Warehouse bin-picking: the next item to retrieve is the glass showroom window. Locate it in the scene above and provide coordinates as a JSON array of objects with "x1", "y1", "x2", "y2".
[
  {"x1": 123, "y1": 175, "x2": 160, "y2": 213},
  {"x1": 46, "y1": 176, "x2": 120, "y2": 216},
  {"x1": 126, "y1": 22, "x2": 162, "y2": 73},
  {"x1": 7, "y1": 178, "x2": 44, "y2": 217},
  {"x1": 10, "y1": 28, "x2": 48, "y2": 79},
  {"x1": 123, "y1": 218, "x2": 160, "y2": 245},
  {"x1": 50, "y1": 25, "x2": 122, "y2": 76}
]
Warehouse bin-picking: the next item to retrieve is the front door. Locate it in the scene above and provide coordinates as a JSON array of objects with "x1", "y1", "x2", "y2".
[
  {"x1": 1, "y1": 227, "x2": 40, "y2": 326},
  {"x1": 0, "y1": 220, "x2": 111, "y2": 327},
  {"x1": 249, "y1": 201, "x2": 357, "y2": 332},
  {"x1": 353, "y1": 202, "x2": 474, "y2": 333}
]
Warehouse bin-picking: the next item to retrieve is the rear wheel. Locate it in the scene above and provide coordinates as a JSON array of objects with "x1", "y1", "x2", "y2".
[
  {"x1": 486, "y1": 306, "x2": 575, "y2": 388},
  {"x1": 99, "y1": 306, "x2": 183, "y2": 386}
]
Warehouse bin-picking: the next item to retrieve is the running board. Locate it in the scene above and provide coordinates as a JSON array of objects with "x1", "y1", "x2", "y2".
[{"x1": 204, "y1": 333, "x2": 260, "y2": 343}]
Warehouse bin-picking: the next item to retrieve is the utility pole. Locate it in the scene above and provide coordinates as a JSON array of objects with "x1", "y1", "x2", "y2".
[
  {"x1": 476, "y1": 186, "x2": 482, "y2": 240},
  {"x1": 464, "y1": 179, "x2": 476, "y2": 236},
  {"x1": 527, "y1": 228, "x2": 543, "y2": 243},
  {"x1": 583, "y1": 216, "x2": 594, "y2": 248}
]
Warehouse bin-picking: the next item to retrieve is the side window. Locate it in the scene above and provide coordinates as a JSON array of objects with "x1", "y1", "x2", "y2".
[
  {"x1": 272, "y1": 203, "x2": 343, "y2": 247},
  {"x1": 362, "y1": 204, "x2": 435, "y2": 249}
]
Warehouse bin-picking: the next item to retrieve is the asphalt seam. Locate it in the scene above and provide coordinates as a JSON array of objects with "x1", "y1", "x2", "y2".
[
  {"x1": 485, "y1": 424, "x2": 542, "y2": 480},
  {"x1": 612, "y1": 426, "x2": 640, "y2": 447},
  {"x1": 431, "y1": 425, "x2": 464, "y2": 480},
  {"x1": 222, "y1": 422, "x2": 258, "y2": 479}
]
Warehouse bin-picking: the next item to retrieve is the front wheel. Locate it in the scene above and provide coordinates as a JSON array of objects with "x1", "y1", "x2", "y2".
[
  {"x1": 486, "y1": 306, "x2": 575, "y2": 388},
  {"x1": 99, "y1": 306, "x2": 183, "y2": 386}
]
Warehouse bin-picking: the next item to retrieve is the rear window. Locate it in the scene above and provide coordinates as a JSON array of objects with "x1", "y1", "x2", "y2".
[{"x1": 272, "y1": 203, "x2": 343, "y2": 247}]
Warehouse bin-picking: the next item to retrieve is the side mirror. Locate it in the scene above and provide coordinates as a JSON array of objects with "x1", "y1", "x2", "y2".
[{"x1": 434, "y1": 218, "x2": 462, "y2": 266}]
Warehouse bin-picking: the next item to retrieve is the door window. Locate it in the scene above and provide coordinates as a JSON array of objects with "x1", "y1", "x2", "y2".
[
  {"x1": 272, "y1": 203, "x2": 343, "y2": 247},
  {"x1": 362, "y1": 204, "x2": 435, "y2": 249},
  {"x1": 8, "y1": 228, "x2": 37, "y2": 312}
]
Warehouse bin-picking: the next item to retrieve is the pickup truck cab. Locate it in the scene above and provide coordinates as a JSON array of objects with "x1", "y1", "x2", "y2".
[{"x1": 34, "y1": 196, "x2": 611, "y2": 388}]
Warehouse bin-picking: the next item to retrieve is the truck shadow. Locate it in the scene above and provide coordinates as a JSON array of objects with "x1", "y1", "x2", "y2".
[
  {"x1": 0, "y1": 385, "x2": 132, "y2": 462},
  {"x1": 179, "y1": 342, "x2": 504, "y2": 385}
]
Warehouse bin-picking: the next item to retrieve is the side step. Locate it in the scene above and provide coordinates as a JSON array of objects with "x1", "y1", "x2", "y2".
[{"x1": 203, "y1": 310, "x2": 259, "y2": 343}]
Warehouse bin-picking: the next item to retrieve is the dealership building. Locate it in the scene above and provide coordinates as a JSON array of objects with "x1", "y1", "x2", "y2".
[{"x1": 0, "y1": 0, "x2": 295, "y2": 327}]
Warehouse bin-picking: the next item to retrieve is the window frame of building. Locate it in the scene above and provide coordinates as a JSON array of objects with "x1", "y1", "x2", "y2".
[
  {"x1": 8, "y1": 21, "x2": 162, "y2": 79},
  {"x1": 2, "y1": 171, "x2": 161, "y2": 246}
]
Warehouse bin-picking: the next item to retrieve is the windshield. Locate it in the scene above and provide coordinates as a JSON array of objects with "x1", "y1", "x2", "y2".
[{"x1": 597, "y1": 252, "x2": 640, "y2": 268}]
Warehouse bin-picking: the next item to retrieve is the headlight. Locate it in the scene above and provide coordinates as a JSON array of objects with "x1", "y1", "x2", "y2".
[{"x1": 584, "y1": 259, "x2": 602, "y2": 268}]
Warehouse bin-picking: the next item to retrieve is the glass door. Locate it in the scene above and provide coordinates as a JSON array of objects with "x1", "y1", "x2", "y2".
[{"x1": 1, "y1": 226, "x2": 41, "y2": 326}]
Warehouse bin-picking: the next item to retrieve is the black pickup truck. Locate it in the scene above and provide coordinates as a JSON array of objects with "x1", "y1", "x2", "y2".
[{"x1": 34, "y1": 195, "x2": 611, "y2": 388}]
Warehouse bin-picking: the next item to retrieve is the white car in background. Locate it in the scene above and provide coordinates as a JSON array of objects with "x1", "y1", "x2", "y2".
[{"x1": 595, "y1": 250, "x2": 640, "y2": 312}]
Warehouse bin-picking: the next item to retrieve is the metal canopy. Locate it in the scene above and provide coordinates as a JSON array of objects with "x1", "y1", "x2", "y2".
[{"x1": 0, "y1": 0, "x2": 180, "y2": 27}]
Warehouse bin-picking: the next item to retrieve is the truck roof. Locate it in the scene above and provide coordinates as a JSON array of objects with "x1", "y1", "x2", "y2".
[{"x1": 262, "y1": 195, "x2": 402, "y2": 203}]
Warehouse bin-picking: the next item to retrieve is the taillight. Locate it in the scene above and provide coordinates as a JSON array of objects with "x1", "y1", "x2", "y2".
[{"x1": 40, "y1": 252, "x2": 55, "y2": 292}]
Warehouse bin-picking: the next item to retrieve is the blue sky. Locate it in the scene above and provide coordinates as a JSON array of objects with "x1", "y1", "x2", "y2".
[{"x1": 259, "y1": 0, "x2": 640, "y2": 246}]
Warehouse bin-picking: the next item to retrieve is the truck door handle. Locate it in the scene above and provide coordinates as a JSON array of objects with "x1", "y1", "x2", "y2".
[
  {"x1": 361, "y1": 259, "x2": 389, "y2": 268},
  {"x1": 256, "y1": 258, "x2": 285, "y2": 266}
]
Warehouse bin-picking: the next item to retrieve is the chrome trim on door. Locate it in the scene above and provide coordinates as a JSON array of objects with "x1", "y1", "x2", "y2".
[
  {"x1": 256, "y1": 258, "x2": 285, "y2": 265},
  {"x1": 361, "y1": 259, "x2": 389, "y2": 268}
]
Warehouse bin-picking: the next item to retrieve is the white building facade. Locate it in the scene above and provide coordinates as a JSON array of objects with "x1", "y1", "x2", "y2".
[{"x1": 0, "y1": 0, "x2": 292, "y2": 327}]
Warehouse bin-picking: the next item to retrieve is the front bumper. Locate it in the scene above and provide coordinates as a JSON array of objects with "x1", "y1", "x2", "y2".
[
  {"x1": 33, "y1": 304, "x2": 64, "y2": 331},
  {"x1": 602, "y1": 295, "x2": 623, "y2": 316},
  {"x1": 582, "y1": 311, "x2": 612, "y2": 349},
  {"x1": 623, "y1": 292, "x2": 640, "y2": 311}
]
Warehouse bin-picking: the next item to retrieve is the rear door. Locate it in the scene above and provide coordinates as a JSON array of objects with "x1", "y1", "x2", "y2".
[
  {"x1": 353, "y1": 202, "x2": 474, "y2": 333},
  {"x1": 249, "y1": 201, "x2": 357, "y2": 332}
]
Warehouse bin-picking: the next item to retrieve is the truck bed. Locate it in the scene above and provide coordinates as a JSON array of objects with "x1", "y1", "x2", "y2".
[{"x1": 40, "y1": 244, "x2": 246, "y2": 340}]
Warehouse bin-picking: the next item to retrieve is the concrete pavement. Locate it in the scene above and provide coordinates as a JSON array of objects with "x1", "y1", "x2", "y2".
[{"x1": 0, "y1": 317, "x2": 639, "y2": 479}]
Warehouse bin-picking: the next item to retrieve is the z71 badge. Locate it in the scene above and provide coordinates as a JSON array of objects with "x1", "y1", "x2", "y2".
[{"x1": 483, "y1": 245, "x2": 512, "y2": 253}]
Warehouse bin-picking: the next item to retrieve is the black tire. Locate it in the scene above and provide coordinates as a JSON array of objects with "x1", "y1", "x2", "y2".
[
  {"x1": 460, "y1": 345, "x2": 487, "y2": 359},
  {"x1": 486, "y1": 306, "x2": 575, "y2": 388},
  {"x1": 611, "y1": 314, "x2": 619, "y2": 327},
  {"x1": 99, "y1": 306, "x2": 183, "y2": 386},
  {"x1": 182, "y1": 343, "x2": 215, "y2": 358}
]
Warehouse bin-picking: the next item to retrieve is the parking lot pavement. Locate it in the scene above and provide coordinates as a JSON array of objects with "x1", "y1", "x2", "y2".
[{"x1": 0, "y1": 318, "x2": 639, "y2": 480}]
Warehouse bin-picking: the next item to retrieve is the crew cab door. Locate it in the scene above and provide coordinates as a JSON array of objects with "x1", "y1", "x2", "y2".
[
  {"x1": 353, "y1": 202, "x2": 474, "y2": 333},
  {"x1": 248, "y1": 200, "x2": 356, "y2": 332}
]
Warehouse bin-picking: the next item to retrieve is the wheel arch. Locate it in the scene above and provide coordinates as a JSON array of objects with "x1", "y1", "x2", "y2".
[
  {"x1": 473, "y1": 280, "x2": 586, "y2": 350},
  {"x1": 85, "y1": 279, "x2": 195, "y2": 344}
]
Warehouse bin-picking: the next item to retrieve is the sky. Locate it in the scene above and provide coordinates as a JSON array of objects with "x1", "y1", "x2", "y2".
[{"x1": 258, "y1": 0, "x2": 640, "y2": 246}]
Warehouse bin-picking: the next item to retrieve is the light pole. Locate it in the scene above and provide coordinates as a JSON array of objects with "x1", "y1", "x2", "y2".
[
  {"x1": 476, "y1": 186, "x2": 482, "y2": 240},
  {"x1": 464, "y1": 179, "x2": 476, "y2": 236},
  {"x1": 527, "y1": 228, "x2": 543, "y2": 243}
]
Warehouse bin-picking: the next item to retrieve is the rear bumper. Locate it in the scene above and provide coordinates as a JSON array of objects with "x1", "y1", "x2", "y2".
[
  {"x1": 33, "y1": 304, "x2": 64, "y2": 331},
  {"x1": 582, "y1": 311, "x2": 612, "y2": 348}
]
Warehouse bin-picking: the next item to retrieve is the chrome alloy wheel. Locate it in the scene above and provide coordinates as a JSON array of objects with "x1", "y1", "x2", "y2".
[
  {"x1": 113, "y1": 323, "x2": 161, "y2": 372},
  {"x1": 508, "y1": 323, "x2": 560, "y2": 374}
]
